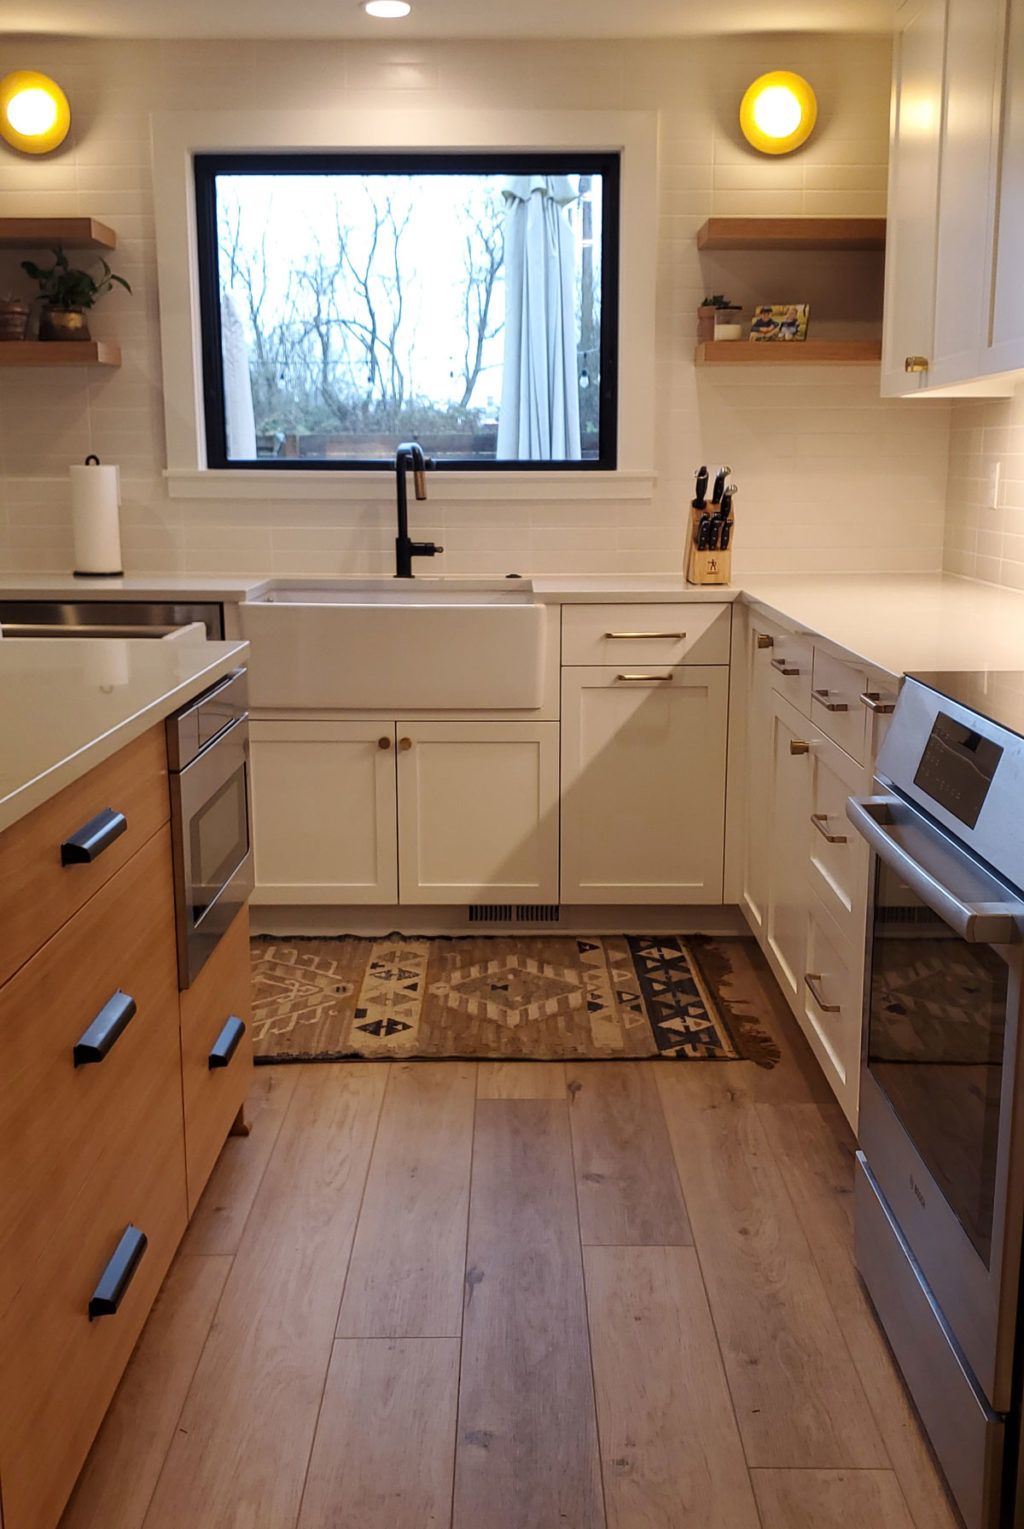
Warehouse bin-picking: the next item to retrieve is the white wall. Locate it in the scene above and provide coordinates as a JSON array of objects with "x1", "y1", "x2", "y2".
[
  {"x1": 943, "y1": 386, "x2": 1024, "y2": 591},
  {"x1": 0, "y1": 32, "x2": 952, "y2": 579}
]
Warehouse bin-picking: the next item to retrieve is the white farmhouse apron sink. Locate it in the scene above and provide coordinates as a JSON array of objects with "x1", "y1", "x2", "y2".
[{"x1": 239, "y1": 579, "x2": 545, "y2": 709}]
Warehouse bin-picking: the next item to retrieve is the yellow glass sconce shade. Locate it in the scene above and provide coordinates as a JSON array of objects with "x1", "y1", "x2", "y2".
[
  {"x1": 739, "y1": 71, "x2": 817, "y2": 155},
  {"x1": 0, "y1": 71, "x2": 71, "y2": 154}
]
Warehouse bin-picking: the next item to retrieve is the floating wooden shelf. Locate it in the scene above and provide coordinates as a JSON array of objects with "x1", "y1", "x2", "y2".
[
  {"x1": 0, "y1": 218, "x2": 117, "y2": 251},
  {"x1": 697, "y1": 217, "x2": 886, "y2": 251},
  {"x1": 695, "y1": 339, "x2": 882, "y2": 365},
  {"x1": 0, "y1": 341, "x2": 121, "y2": 368}
]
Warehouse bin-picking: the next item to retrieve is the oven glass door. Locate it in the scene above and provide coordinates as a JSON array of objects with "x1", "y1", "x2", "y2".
[
  {"x1": 868, "y1": 856, "x2": 1009, "y2": 1267},
  {"x1": 188, "y1": 758, "x2": 250, "y2": 923}
]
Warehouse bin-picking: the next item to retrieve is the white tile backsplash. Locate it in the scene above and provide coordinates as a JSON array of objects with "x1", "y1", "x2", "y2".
[{"x1": 0, "y1": 32, "x2": 952, "y2": 579}]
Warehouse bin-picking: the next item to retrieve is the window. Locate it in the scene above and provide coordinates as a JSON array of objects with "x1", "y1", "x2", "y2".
[{"x1": 194, "y1": 152, "x2": 619, "y2": 471}]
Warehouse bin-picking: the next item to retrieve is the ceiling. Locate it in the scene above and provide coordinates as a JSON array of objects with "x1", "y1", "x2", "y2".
[{"x1": 8, "y1": 0, "x2": 897, "y2": 41}]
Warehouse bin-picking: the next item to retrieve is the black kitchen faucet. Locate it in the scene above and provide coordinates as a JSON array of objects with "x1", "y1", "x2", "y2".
[{"x1": 394, "y1": 442, "x2": 443, "y2": 577}]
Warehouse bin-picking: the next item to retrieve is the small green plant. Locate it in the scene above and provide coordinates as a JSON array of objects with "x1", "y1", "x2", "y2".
[
  {"x1": 701, "y1": 294, "x2": 740, "y2": 309},
  {"x1": 20, "y1": 247, "x2": 131, "y2": 310}
]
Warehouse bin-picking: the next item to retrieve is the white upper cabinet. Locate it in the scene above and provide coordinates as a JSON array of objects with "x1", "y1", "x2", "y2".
[
  {"x1": 882, "y1": 0, "x2": 946, "y2": 395},
  {"x1": 985, "y1": 0, "x2": 1024, "y2": 371},
  {"x1": 883, "y1": 0, "x2": 1021, "y2": 396}
]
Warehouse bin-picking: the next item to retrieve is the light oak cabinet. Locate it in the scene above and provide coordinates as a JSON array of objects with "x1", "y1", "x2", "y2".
[
  {"x1": 560, "y1": 664, "x2": 729, "y2": 904},
  {"x1": 250, "y1": 718, "x2": 559, "y2": 906},
  {"x1": 883, "y1": 0, "x2": 1021, "y2": 396},
  {"x1": 0, "y1": 721, "x2": 253, "y2": 1529}
]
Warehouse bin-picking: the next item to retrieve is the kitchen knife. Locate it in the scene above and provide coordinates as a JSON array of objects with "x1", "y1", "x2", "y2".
[
  {"x1": 720, "y1": 518, "x2": 733, "y2": 550},
  {"x1": 692, "y1": 465, "x2": 709, "y2": 509},
  {"x1": 696, "y1": 512, "x2": 712, "y2": 550},
  {"x1": 711, "y1": 466, "x2": 729, "y2": 506}
]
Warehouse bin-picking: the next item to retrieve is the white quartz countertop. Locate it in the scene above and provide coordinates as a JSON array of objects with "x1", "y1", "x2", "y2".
[
  {"x1": 0, "y1": 638, "x2": 248, "y2": 834},
  {"x1": 6, "y1": 566, "x2": 1024, "y2": 682}
]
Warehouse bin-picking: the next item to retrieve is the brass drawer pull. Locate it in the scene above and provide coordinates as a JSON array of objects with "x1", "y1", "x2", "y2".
[
  {"x1": 604, "y1": 631, "x2": 686, "y2": 640},
  {"x1": 860, "y1": 691, "x2": 896, "y2": 715},
  {"x1": 905, "y1": 355, "x2": 929, "y2": 373},
  {"x1": 810, "y1": 812, "x2": 848, "y2": 844},
  {"x1": 770, "y1": 657, "x2": 800, "y2": 676},
  {"x1": 813, "y1": 688, "x2": 849, "y2": 713},
  {"x1": 89, "y1": 1225, "x2": 148, "y2": 1320},
  {"x1": 398, "y1": 736, "x2": 413, "y2": 752},
  {"x1": 756, "y1": 633, "x2": 774, "y2": 649},
  {"x1": 73, "y1": 990, "x2": 137, "y2": 1067},
  {"x1": 209, "y1": 1015, "x2": 246, "y2": 1070},
  {"x1": 61, "y1": 807, "x2": 127, "y2": 866},
  {"x1": 804, "y1": 973, "x2": 841, "y2": 1013},
  {"x1": 790, "y1": 740, "x2": 810, "y2": 756},
  {"x1": 616, "y1": 673, "x2": 674, "y2": 682}
]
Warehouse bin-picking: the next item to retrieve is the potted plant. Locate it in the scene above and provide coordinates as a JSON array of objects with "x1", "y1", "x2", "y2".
[
  {"x1": 20, "y1": 246, "x2": 131, "y2": 341},
  {"x1": 698, "y1": 294, "x2": 742, "y2": 343}
]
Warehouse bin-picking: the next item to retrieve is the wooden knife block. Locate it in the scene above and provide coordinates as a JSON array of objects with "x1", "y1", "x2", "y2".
[{"x1": 685, "y1": 504, "x2": 733, "y2": 586}]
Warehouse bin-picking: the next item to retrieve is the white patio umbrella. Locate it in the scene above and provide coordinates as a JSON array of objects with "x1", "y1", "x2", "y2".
[
  {"x1": 496, "y1": 175, "x2": 582, "y2": 461},
  {"x1": 221, "y1": 289, "x2": 257, "y2": 461}
]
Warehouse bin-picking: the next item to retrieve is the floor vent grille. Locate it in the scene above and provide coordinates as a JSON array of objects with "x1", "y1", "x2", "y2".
[{"x1": 467, "y1": 904, "x2": 561, "y2": 925}]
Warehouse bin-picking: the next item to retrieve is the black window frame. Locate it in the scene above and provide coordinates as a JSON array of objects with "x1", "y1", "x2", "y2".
[{"x1": 194, "y1": 150, "x2": 620, "y2": 472}]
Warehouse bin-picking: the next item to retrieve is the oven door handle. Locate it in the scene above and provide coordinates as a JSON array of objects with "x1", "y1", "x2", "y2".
[{"x1": 847, "y1": 795, "x2": 1024, "y2": 944}]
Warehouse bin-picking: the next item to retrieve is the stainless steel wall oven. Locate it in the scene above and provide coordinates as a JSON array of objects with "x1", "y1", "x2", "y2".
[
  {"x1": 167, "y1": 668, "x2": 253, "y2": 989},
  {"x1": 848, "y1": 672, "x2": 1024, "y2": 1529}
]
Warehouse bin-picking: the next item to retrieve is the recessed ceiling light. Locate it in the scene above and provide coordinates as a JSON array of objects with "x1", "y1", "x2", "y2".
[{"x1": 362, "y1": 1, "x2": 412, "y2": 17}]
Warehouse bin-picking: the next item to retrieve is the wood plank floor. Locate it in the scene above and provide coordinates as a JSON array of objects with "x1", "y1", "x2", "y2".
[{"x1": 59, "y1": 938, "x2": 961, "y2": 1529}]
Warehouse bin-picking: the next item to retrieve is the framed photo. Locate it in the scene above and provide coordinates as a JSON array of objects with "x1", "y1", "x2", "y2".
[{"x1": 748, "y1": 304, "x2": 810, "y2": 342}]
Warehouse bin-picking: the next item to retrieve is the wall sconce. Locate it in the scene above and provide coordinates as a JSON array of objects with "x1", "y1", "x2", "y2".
[
  {"x1": 739, "y1": 71, "x2": 817, "y2": 155},
  {"x1": 0, "y1": 71, "x2": 71, "y2": 155}
]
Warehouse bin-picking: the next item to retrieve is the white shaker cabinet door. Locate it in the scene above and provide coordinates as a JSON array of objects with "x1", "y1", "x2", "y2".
[
  {"x1": 764, "y1": 689, "x2": 817, "y2": 1009},
  {"x1": 395, "y1": 721, "x2": 559, "y2": 905},
  {"x1": 249, "y1": 720, "x2": 398, "y2": 904},
  {"x1": 739, "y1": 617, "x2": 778, "y2": 937},
  {"x1": 559, "y1": 665, "x2": 728, "y2": 905},
  {"x1": 881, "y1": 0, "x2": 947, "y2": 396},
  {"x1": 929, "y1": 0, "x2": 1005, "y2": 387},
  {"x1": 986, "y1": 0, "x2": 1024, "y2": 372}
]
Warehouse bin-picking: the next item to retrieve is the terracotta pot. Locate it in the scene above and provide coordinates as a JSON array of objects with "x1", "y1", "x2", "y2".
[
  {"x1": 697, "y1": 304, "x2": 717, "y2": 343},
  {"x1": 0, "y1": 300, "x2": 30, "y2": 342},
  {"x1": 40, "y1": 305, "x2": 91, "y2": 341}
]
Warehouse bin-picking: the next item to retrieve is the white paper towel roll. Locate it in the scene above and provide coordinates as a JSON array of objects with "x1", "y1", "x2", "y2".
[{"x1": 69, "y1": 460, "x2": 123, "y2": 576}]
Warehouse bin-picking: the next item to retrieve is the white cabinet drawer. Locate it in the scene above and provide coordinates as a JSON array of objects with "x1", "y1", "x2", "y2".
[
  {"x1": 751, "y1": 618, "x2": 813, "y2": 714},
  {"x1": 807, "y1": 732, "x2": 870, "y2": 948},
  {"x1": 810, "y1": 649, "x2": 900, "y2": 766},
  {"x1": 560, "y1": 603, "x2": 731, "y2": 666},
  {"x1": 800, "y1": 893, "x2": 864, "y2": 1129},
  {"x1": 810, "y1": 648, "x2": 871, "y2": 762}
]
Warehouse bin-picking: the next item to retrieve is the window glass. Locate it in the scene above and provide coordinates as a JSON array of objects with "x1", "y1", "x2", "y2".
[{"x1": 195, "y1": 153, "x2": 619, "y2": 470}]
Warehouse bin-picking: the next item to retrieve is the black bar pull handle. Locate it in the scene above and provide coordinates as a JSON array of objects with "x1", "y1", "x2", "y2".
[
  {"x1": 88, "y1": 1225, "x2": 148, "y2": 1320},
  {"x1": 209, "y1": 1015, "x2": 246, "y2": 1070},
  {"x1": 61, "y1": 808, "x2": 127, "y2": 865},
  {"x1": 73, "y1": 991, "x2": 137, "y2": 1067}
]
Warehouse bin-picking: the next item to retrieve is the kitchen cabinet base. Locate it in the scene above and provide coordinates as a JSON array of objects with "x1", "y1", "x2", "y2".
[{"x1": 249, "y1": 903, "x2": 749, "y2": 939}]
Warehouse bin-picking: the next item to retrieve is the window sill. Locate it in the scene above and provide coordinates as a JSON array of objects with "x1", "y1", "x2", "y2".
[{"x1": 163, "y1": 469, "x2": 657, "y2": 502}]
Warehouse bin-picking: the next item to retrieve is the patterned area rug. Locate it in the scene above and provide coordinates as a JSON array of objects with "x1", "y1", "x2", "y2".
[{"x1": 250, "y1": 934, "x2": 779, "y2": 1065}]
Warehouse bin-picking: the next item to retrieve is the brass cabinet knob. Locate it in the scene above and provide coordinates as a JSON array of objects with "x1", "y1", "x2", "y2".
[
  {"x1": 904, "y1": 355, "x2": 929, "y2": 373},
  {"x1": 398, "y1": 736, "x2": 413, "y2": 752},
  {"x1": 756, "y1": 633, "x2": 774, "y2": 649},
  {"x1": 790, "y1": 739, "x2": 810, "y2": 755},
  {"x1": 378, "y1": 736, "x2": 392, "y2": 750}
]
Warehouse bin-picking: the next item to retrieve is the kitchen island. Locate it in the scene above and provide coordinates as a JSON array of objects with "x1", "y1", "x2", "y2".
[{"x1": 0, "y1": 634, "x2": 251, "y2": 1529}]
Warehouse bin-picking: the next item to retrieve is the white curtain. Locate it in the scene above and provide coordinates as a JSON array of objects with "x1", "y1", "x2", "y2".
[
  {"x1": 221, "y1": 289, "x2": 257, "y2": 461},
  {"x1": 496, "y1": 175, "x2": 581, "y2": 461}
]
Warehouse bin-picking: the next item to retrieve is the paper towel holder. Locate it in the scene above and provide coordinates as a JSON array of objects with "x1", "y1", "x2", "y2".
[{"x1": 71, "y1": 454, "x2": 124, "y2": 578}]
